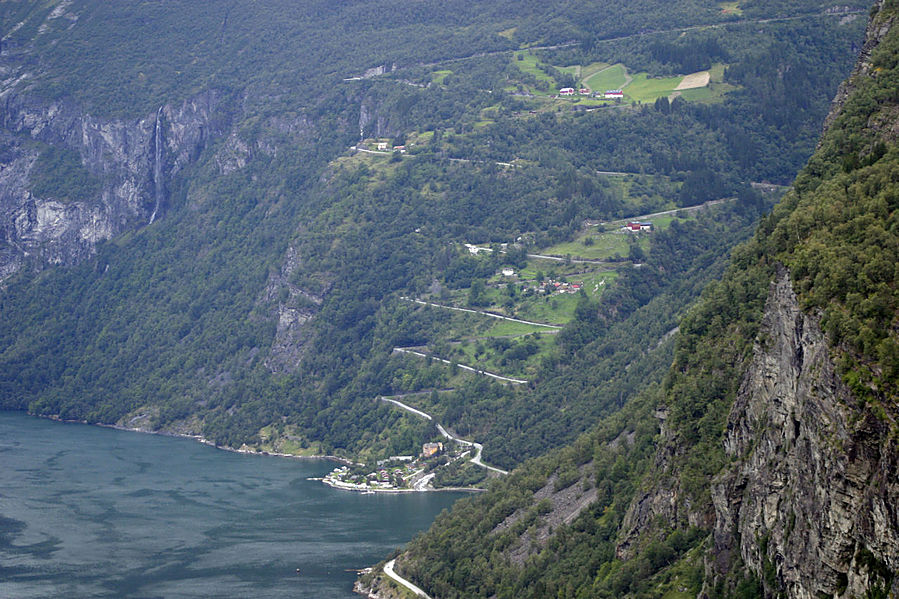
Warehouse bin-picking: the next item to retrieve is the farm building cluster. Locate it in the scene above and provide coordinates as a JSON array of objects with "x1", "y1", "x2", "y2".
[
  {"x1": 624, "y1": 221, "x2": 654, "y2": 232},
  {"x1": 500, "y1": 274, "x2": 585, "y2": 296},
  {"x1": 538, "y1": 279, "x2": 583, "y2": 295},
  {"x1": 558, "y1": 87, "x2": 624, "y2": 99}
]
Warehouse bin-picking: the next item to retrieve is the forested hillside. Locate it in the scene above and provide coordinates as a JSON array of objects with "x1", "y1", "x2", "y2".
[
  {"x1": 368, "y1": 1, "x2": 899, "y2": 597},
  {"x1": 0, "y1": 0, "x2": 867, "y2": 477}
]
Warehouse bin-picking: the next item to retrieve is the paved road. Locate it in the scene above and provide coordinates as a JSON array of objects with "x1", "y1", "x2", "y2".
[
  {"x1": 524, "y1": 252, "x2": 612, "y2": 265},
  {"x1": 589, "y1": 10, "x2": 863, "y2": 46},
  {"x1": 461, "y1": 245, "x2": 613, "y2": 265},
  {"x1": 605, "y1": 197, "x2": 734, "y2": 225},
  {"x1": 382, "y1": 397, "x2": 433, "y2": 420},
  {"x1": 346, "y1": 10, "x2": 859, "y2": 83},
  {"x1": 345, "y1": 42, "x2": 578, "y2": 80},
  {"x1": 436, "y1": 424, "x2": 509, "y2": 475},
  {"x1": 414, "y1": 473, "x2": 437, "y2": 491},
  {"x1": 350, "y1": 147, "x2": 519, "y2": 170},
  {"x1": 384, "y1": 559, "x2": 432, "y2": 598},
  {"x1": 595, "y1": 170, "x2": 639, "y2": 176},
  {"x1": 393, "y1": 348, "x2": 528, "y2": 385},
  {"x1": 401, "y1": 297, "x2": 562, "y2": 328},
  {"x1": 380, "y1": 397, "x2": 510, "y2": 475}
]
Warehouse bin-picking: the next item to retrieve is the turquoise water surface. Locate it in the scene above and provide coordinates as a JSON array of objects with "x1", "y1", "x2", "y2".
[{"x1": 0, "y1": 411, "x2": 462, "y2": 598}]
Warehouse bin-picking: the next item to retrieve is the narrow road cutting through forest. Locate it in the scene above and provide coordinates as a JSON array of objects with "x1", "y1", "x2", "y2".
[
  {"x1": 392, "y1": 348, "x2": 528, "y2": 385},
  {"x1": 383, "y1": 559, "x2": 432, "y2": 598},
  {"x1": 401, "y1": 297, "x2": 562, "y2": 328},
  {"x1": 379, "y1": 397, "x2": 510, "y2": 475}
]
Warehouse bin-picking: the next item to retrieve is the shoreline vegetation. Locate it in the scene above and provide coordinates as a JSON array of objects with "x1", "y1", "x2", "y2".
[
  {"x1": 37, "y1": 412, "x2": 359, "y2": 465},
  {"x1": 31, "y1": 411, "x2": 486, "y2": 493}
]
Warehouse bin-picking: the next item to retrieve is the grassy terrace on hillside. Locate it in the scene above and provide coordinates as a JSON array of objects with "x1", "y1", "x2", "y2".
[
  {"x1": 504, "y1": 48, "x2": 726, "y2": 107},
  {"x1": 625, "y1": 73, "x2": 689, "y2": 101},
  {"x1": 540, "y1": 232, "x2": 636, "y2": 261},
  {"x1": 583, "y1": 64, "x2": 629, "y2": 92},
  {"x1": 512, "y1": 50, "x2": 557, "y2": 92},
  {"x1": 541, "y1": 211, "x2": 694, "y2": 260}
]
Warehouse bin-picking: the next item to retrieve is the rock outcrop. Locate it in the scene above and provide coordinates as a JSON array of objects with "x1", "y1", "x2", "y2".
[
  {"x1": 259, "y1": 243, "x2": 325, "y2": 373},
  {"x1": 0, "y1": 89, "x2": 225, "y2": 279},
  {"x1": 710, "y1": 267, "x2": 899, "y2": 598}
]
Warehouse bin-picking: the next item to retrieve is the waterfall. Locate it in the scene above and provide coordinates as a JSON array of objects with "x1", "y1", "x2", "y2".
[{"x1": 148, "y1": 107, "x2": 165, "y2": 225}]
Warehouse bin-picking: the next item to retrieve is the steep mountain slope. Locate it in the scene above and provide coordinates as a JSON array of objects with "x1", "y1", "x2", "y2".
[{"x1": 365, "y1": 1, "x2": 899, "y2": 597}]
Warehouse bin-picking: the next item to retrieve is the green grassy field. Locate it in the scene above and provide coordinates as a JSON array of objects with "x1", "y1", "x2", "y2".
[
  {"x1": 542, "y1": 232, "x2": 632, "y2": 260},
  {"x1": 514, "y1": 51, "x2": 555, "y2": 87},
  {"x1": 709, "y1": 63, "x2": 726, "y2": 81},
  {"x1": 504, "y1": 54, "x2": 724, "y2": 109},
  {"x1": 481, "y1": 320, "x2": 560, "y2": 336},
  {"x1": 566, "y1": 270, "x2": 619, "y2": 295},
  {"x1": 647, "y1": 215, "x2": 679, "y2": 229},
  {"x1": 498, "y1": 27, "x2": 517, "y2": 41},
  {"x1": 625, "y1": 73, "x2": 685, "y2": 102},
  {"x1": 674, "y1": 65, "x2": 735, "y2": 103},
  {"x1": 718, "y1": 1, "x2": 743, "y2": 15},
  {"x1": 557, "y1": 64, "x2": 581, "y2": 77},
  {"x1": 584, "y1": 64, "x2": 628, "y2": 92},
  {"x1": 580, "y1": 62, "x2": 612, "y2": 81},
  {"x1": 432, "y1": 70, "x2": 453, "y2": 84},
  {"x1": 515, "y1": 292, "x2": 580, "y2": 324}
]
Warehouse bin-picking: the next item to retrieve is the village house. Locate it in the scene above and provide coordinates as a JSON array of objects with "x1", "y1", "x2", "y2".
[
  {"x1": 422, "y1": 442, "x2": 444, "y2": 458},
  {"x1": 464, "y1": 243, "x2": 491, "y2": 255},
  {"x1": 604, "y1": 89, "x2": 624, "y2": 99},
  {"x1": 559, "y1": 87, "x2": 575, "y2": 96},
  {"x1": 625, "y1": 222, "x2": 653, "y2": 232},
  {"x1": 579, "y1": 88, "x2": 591, "y2": 95},
  {"x1": 376, "y1": 141, "x2": 388, "y2": 150},
  {"x1": 502, "y1": 268, "x2": 515, "y2": 277}
]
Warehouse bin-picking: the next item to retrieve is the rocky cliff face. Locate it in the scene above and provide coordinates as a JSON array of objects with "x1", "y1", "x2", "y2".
[
  {"x1": 0, "y1": 86, "x2": 226, "y2": 280},
  {"x1": 259, "y1": 242, "x2": 326, "y2": 373},
  {"x1": 709, "y1": 267, "x2": 898, "y2": 598}
]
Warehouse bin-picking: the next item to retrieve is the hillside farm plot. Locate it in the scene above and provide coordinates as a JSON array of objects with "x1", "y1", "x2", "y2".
[
  {"x1": 541, "y1": 230, "x2": 634, "y2": 261},
  {"x1": 625, "y1": 73, "x2": 687, "y2": 102},
  {"x1": 676, "y1": 64, "x2": 737, "y2": 102},
  {"x1": 513, "y1": 292, "x2": 582, "y2": 326},
  {"x1": 676, "y1": 70, "x2": 710, "y2": 90},
  {"x1": 513, "y1": 50, "x2": 556, "y2": 91},
  {"x1": 718, "y1": 1, "x2": 743, "y2": 15},
  {"x1": 584, "y1": 64, "x2": 629, "y2": 92},
  {"x1": 432, "y1": 70, "x2": 453, "y2": 85},
  {"x1": 481, "y1": 319, "x2": 560, "y2": 337}
]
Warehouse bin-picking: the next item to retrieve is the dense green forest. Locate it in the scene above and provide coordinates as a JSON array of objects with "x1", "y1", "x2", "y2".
[{"x1": 0, "y1": 0, "x2": 867, "y2": 470}]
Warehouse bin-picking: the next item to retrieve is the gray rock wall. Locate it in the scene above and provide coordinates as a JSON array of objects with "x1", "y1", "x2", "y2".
[
  {"x1": 710, "y1": 267, "x2": 899, "y2": 598},
  {"x1": 0, "y1": 89, "x2": 224, "y2": 279}
]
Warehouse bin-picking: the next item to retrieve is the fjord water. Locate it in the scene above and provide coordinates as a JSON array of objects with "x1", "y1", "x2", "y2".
[{"x1": 0, "y1": 412, "x2": 462, "y2": 598}]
